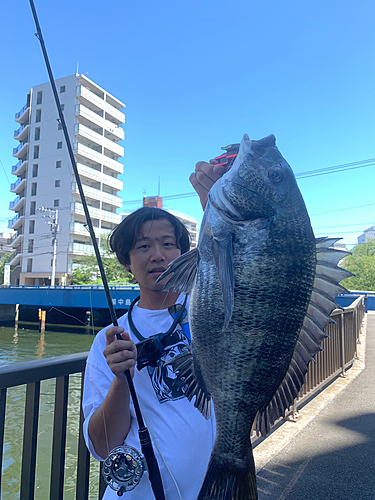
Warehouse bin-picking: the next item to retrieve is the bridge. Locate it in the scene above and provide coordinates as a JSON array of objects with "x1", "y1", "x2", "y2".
[
  {"x1": 0, "y1": 284, "x2": 141, "y2": 329},
  {"x1": 0, "y1": 286, "x2": 373, "y2": 331},
  {"x1": 0, "y1": 284, "x2": 140, "y2": 309}
]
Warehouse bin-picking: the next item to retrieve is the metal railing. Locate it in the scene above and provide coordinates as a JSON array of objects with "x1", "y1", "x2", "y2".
[
  {"x1": 0, "y1": 296, "x2": 365, "y2": 498},
  {"x1": 0, "y1": 352, "x2": 106, "y2": 500},
  {"x1": 15, "y1": 103, "x2": 30, "y2": 120}
]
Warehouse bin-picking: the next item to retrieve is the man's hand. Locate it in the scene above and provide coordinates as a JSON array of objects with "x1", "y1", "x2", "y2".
[
  {"x1": 190, "y1": 159, "x2": 229, "y2": 210},
  {"x1": 89, "y1": 326, "x2": 136, "y2": 458},
  {"x1": 103, "y1": 326, "x2": 137, "y2": 381}
]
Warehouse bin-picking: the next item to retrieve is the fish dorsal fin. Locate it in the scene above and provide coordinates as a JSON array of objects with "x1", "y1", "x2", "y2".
[
  {"x1": 212, "y1": 234, "x2": 235, "y2": 330},
  {"x1": 256, "y1": 237, "x2": 353, "y2": 437},
  {"x1": 157, "y1": 247, "x2": 198, "y2": 294}
]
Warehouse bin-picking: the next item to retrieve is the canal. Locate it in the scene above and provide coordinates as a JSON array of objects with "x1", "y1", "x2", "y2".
[{"x1": 0, "y1": 326, "x2": 97, "y2": 499}]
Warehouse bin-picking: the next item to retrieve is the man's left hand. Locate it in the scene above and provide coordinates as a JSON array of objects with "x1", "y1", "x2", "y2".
[{"x1": 190, "y1": 159, "x2": 229, "y2": 210}]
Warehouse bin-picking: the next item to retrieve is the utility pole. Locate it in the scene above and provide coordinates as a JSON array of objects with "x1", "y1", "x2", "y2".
[{"x1": 38, "y1": 207, "x2": 59, "y2": 286}]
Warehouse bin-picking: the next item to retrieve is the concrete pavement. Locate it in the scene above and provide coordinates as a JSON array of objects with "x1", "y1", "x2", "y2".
[{"x1": 254, "y1": 311, "x2": 375, "y2": 500}]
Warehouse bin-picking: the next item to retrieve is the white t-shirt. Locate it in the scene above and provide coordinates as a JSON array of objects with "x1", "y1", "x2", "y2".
[{"x1": 82, "y1": 295, "x2": 216, "y2": 500}]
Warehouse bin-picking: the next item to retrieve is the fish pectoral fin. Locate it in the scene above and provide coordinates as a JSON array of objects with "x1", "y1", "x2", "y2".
[
  {"x1": 256, "y1": 237, "x2": 352, "y2": 437},
  {"x1": 157, "y1": 247, "x2": 198, "y2": 293},
  {"x1": 166, "y1": 349, "x2": 212, "y2": 419},
  {"x1": 212, "y1": 235, "x2": 235, "y2": 330}
]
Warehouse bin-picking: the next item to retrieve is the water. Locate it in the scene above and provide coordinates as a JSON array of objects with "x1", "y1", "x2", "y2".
[{"x1": 0, "y1": 326, "x2": 100, "y2": 499}]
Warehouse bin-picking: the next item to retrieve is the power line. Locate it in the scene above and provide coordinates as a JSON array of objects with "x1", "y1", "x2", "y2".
[
  {"x1": 121, "y1": 157, "x2": 375, "y2": 207},
  {"x1": 314, "y1": 222, "x2": 375, "y2": 229},
  {"x1": 310, "y1": 203, "x2": 375, "y2": 217}
]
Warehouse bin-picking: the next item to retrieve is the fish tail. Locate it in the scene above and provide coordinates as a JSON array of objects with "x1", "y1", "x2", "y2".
[{"x1": 197, "y1": 453, "x2": 257, "y2": 500}]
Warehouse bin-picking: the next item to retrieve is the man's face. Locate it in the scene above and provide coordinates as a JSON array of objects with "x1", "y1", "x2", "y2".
[{"x1": 126, "y1": 219, "x2": 181, "y2": 293}]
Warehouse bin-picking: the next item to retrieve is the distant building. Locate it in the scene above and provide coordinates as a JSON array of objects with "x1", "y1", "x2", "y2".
[
  {"x1": 9, "y1": 74, "x2": 125, "y2": 285},
  {"x1": 358, "y1": 226, "x2": 375, "y2": 245},
  {"x1": 0, "y1": 233, "x2": 14, "y2": 261},
  {"x1": 121, "y1": 196, "x2": 200, "y2": 248}
]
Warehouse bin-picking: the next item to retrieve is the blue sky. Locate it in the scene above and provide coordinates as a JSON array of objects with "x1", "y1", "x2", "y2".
[{"x1": 1, "y1": 0, "x2": 374, "y2": 247}]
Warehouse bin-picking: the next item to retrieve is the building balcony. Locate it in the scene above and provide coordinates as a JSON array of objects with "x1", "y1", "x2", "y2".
[
  {"x1": 12, "y1": 160, "x2": 28, "y2": 176},
  {"x1": 74, "y1": 123, "x2": 124, "y2": 157},
  {"x1": 15, "y1": 102, "x2": 30, "y2": 123},
  {"x1": 10, "y1": 177, "x2": 27, "y2": 194},
  {"x1": 13, "y1": 142, "x2": 29, "y2": 159},
  {"x1": 76, "y1": 85, "x2": 125, "y2": 124},
  {"x1": 14, "y1": 123, "x2": 30, "y2": 141},
  {"x1": 11, "y1": 233, "x2": 23, "y2": 248},
  {"x1": 76, "y1": 163, "x2": 123, "y2": 191},
  {"x1": 8, "y1": 213, "x2": 24, "y2": 230},
  {"x1": 71, "y1": 202, "x2": 121, "y2": 224},
  {"x1": 9, "y1": 195, "x2": 25, "y2": 211},
  {"x1": 73, "y1": 143, "x2": 123, "y2": 174},
  {"x1": 68, "y1": 242, "x2": 95, "y2": 255},
  {"x1": 75, "y1": 104, "x2": 125, "y2": 141},
  {"x1": 71, "y1": 182, "x2": 122, "y2": 207},
  {"x1": 69, "y1": 222, "x2": 113, "y2": 238},
  {"x1": 10, "y1": 251, "x2": 22, "y2": 267}
]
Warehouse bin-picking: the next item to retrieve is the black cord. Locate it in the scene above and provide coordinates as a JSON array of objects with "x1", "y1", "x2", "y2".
[{"x1": 128, "y1": 294, "x2": 188, "y2": 342}]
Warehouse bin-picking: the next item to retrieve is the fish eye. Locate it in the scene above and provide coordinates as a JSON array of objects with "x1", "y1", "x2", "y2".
[{"x1": 268, "y1": 167, "x2": 283, "y2": 183}]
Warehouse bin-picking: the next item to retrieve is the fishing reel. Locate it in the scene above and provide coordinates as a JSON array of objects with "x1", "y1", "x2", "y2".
[{"x1": 102, "y1": 446, "x2": 147, "y2": 496}]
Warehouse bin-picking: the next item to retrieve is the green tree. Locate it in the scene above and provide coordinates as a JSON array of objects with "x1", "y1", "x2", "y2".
[
  {"x1": 70, "y1": 247, "x2": 136, "y2": 285},
  {"x1": 0, "y1": 254, "x2": 13, "y2": 284},
  {"x1": 341, "y1": 240, "x2": 375, "y2": 291}
]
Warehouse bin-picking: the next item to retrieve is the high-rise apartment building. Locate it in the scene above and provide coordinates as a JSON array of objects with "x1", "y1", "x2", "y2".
[{"x1": 9, "y1": 74, "x2": 125, "y2": 285}]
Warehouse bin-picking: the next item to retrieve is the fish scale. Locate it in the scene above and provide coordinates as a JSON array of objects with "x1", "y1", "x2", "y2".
[{"x1": 158, "y1": 134, "x2": 353, "y2": 499}]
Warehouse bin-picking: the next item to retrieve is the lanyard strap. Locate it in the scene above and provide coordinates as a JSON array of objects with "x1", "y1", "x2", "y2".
[{"x1": 128, "y1": 295, "x2": 188, "y2": 342}]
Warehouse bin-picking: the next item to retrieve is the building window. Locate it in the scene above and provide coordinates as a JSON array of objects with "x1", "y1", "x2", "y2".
[
  {"x1": 34, "y1": 127, "x2": 40, "y2": 140},
  {"x1": 36, "y1": 109, "x2": 41, "y2": 123},
  {"x1": 36, "y1": 91, "x2": 42, "y2": 105},
  {"x1": 55, "y1": 180, "x2": 60, "y2": 187},
  {"x1": 60, "y1": 85, "x2": 66, "y2": 93},
  {"x1": 27, "y1": 258, "x2": 33, "y2": 273},
  {"x1": 33, "y1": 146, "x2": 39, "y2": 159},
  {"x1": 56, "y1": 160, "x2": 61, "y2": 168},
  {"x1": 31, "y1": 183, "x2": 37, "y2": 196},
  {"x1": 58, "y1": 122, "x2": 62, "y2": 130},
  {"x1": 32, "y1": 164, "x2": 38, "y2": 177},
  {"x1": 30, "y1": 201, "x2": 36, "y2": 215},
  {"x1": 57, "y1": 142, "x2": 62, "y2": 149},
  {"x1": 54, "y1": 199, "x2": 59, "y2": 207},
  {"x1": 28, "y1": 239, "x2": 34, "y2": 253},
  {"x1": 29, "y1": 220, "x2": 35, "y2": 234},
  {"x1": 61, "y1": 104, "x2": 65, "y2": 111}
]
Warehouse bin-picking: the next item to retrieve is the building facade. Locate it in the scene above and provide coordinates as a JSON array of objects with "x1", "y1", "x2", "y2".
[
  {"x1": 9, "y1": 74, "x2": 125, "y2": 285},
  {"x1": 358, "y1": 226, "x2": 375, "y2": 245}
]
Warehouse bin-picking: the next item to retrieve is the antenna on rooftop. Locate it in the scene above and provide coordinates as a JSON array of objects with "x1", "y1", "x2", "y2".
[{"x1": 158, "y1": 176, "x2": 161, "y2": 197}]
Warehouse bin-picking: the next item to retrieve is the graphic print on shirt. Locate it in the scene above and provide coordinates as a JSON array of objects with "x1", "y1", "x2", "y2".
[{"x1": 147, "y1": 328, "x2": 190, "y2": 403}]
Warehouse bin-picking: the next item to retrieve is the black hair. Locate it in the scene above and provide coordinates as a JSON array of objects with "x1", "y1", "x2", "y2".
[{"x1": 109, "y1": 207, "x2": 191, "y2": 267}]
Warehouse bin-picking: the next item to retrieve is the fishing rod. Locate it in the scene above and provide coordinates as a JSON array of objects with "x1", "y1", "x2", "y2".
[{"x1": 28, "y1": 1, "x2": 165, "y2": 498}]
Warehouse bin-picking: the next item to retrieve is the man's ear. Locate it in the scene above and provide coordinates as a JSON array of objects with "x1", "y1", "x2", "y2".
[{"x1": 125, "y1": 264, "x2": 132, "y2": 273}]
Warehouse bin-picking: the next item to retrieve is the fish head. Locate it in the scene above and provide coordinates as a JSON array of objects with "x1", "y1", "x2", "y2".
[{"x1": 209, "y1": 134, "x2": 303, "y2": 222}]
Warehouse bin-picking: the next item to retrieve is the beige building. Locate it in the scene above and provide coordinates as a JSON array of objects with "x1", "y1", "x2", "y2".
[{"x1": 9, "y1": 74, "x2": 125, "y2": 285}]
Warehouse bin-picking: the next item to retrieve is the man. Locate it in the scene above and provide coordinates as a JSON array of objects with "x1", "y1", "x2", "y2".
[{"x1": 82, "y1": 160, "x2": 228, "y2": 499}]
